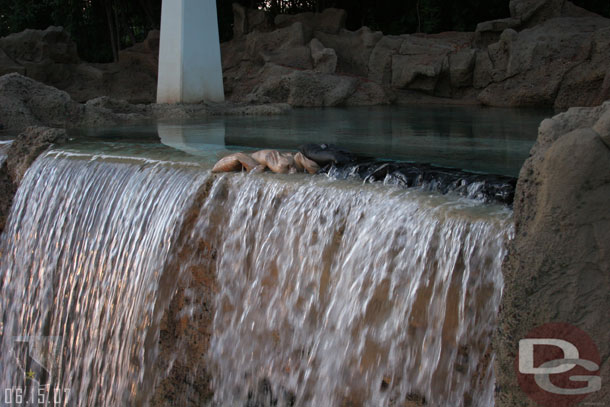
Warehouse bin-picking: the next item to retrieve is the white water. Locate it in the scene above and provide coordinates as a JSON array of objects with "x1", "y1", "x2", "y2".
[
  {"x1": 199, "y1": 175, "x2": 511, "y2": 407},
  {"x1": 0, "y1": 141, "x2": 12, "y2": 166},
  {"x1": 0, "y1": 151, "x2": 512, "y2": 407},
  {"x1": 0, "y1": 151, "x2": 209, "y2": 406}
]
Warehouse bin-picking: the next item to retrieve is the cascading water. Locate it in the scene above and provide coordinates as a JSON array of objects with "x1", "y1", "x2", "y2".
[
  {"x1": 0, "y1": 151, "x2": 209, "y2": 406},
  {"x1": 0, "y1": 141, "x2": 12, "y2": 166},
  {"x1": 0, "y1": 148, "x2": 512, "y2": 407},
  {"x1": 192, "y1": 174, "x2": 511, "y2": 407}
]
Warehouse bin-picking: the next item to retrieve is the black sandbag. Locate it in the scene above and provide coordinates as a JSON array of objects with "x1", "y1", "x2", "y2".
[{"x1": 299, "y1": 144, "x2": 356, "y2": 166}]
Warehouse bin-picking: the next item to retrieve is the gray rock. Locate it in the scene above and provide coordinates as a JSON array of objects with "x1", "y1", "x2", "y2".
[
  {"x1": 0, "y1": 26, "x2": 79, "y2": 64},
  {"x1": 555, "y1": 26, "x2": 610, "y2": 109},
  {"x1": 449, "y1": 49, "x2": 476, "y2": 88},
  {"x1": 593, "y1": 104, "x2": 610, "y2": 147},
  {"x1": 232, "y1": 3, "x2": 269, "y2": 39},
  {"x1": 246, "y1": 66, "x2": 359, "y2": 107},
  {"x1": 0, "y1": 26, "x2": 80, "y2": 88},
  {"x1": 474, "y1": 17, "x2": 522, "y2": 48},
  {"x1": 0, "y1": 48, "x2": 25, "y2": 76},
  {"x1": 367, "y1": 36, "x2": 404, "y2": 86},
  {"x1": 0, "y1": 27, "x2": 160, "y2": 104},
  {"x1": 390, "y1": 33, "x2": 473, "y2": 95},
  {"x1": 392, "y1": 54, "x2": 447, "y2": 93},
  {"x1": 0, "y1": 73, "x2": 82, "y2": 130},
  {"x1": 315, "y1": 27, "x2": 383, "y2": 77},
  {"x1": 509, "y1": 0, "x2": 600, "y2": 27},
  {"x1": 345, "y1": 81, "x2": 390, "y2": 106},
  {"x1": 245, "y1": 22, "x2": 311, "y2": 68},
  {"x1": 309, "y1": 38, "x2": 337, "y2": 74},
  {"x1": 495, "y1": 101, "x2": 610, "y2": 406},
  {"x1": 476, "y1": 17, "x2": 610, "y2": 107}
]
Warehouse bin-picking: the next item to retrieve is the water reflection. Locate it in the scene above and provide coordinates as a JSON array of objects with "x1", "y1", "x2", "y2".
[
  {"x1": 157, "y1": 122, "x2": 226, "y2": 157},
  {"x1": 73, "y1": 105, "x2": 551, "y2": 176}
]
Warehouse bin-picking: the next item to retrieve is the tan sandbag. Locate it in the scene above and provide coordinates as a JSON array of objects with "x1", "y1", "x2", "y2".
[
  {"x1": 251, "y1": 149, "x2": 274, "y2": 166},
  {"x1": 265, "y1": 150, "x2": 293, "y2": 174},
  {"x1": 294, "y1": 152, "x2": 320, "y2": 174},
  {"x1": 212, "y1": 154, "x2": 243, "y2": 173},
  {"x1": 212, "y1": 152, "x2": 259, "y2": 173},
  {"x1": 234, "y1": 152, "x2": 259, "y2": 172}
]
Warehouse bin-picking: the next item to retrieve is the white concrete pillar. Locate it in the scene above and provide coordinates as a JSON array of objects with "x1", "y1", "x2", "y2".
[{"x1": 157, "y1": 0, "x2": 225, "y2": 104}]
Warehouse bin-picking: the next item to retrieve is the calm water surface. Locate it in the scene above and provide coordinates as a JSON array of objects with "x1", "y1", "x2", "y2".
[{"x1": 68, "y1": 105, "x2": 550, "y2": 176}]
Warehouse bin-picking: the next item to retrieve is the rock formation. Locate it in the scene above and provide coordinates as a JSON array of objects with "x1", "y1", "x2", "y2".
[
  {"x1": 495, "y1": 101, "x2": 610, "y2": 406},
  {"x1": 219, "y1": 0, "x2": 610, "y2": 108},
  {"x1": 0, "y1": 26, "x2": 158, "y2": 104},
  {"x1": 1, "y1": 2, "x2": 608, "y2": 108}
]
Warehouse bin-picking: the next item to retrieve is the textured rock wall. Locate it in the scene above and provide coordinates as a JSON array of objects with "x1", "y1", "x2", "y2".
[
  {"x1": 220, "y1": 1, "x2": 610, "y2": 108},
  {"x1": 1, "y1": 2, "x2": 608, "y2": 108},
  {"x1": 495, "y1": 102, "x2": 610, "y2": 406}
]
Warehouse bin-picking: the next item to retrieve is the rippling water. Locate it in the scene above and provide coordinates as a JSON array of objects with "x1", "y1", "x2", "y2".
[{"x1": 0, "y1": 150, "x2": 512, "y2": 407}]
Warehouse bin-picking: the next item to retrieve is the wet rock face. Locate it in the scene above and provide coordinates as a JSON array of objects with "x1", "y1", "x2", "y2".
[
  {"x1": 0, "y1": 126, "x2": 67, "y2": 233},
  {"x1": 495, "y1": 101, "x2": 610, "y2": 406}
]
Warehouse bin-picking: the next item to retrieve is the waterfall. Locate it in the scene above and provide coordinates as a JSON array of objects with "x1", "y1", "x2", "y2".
[
  {"x1": 0, "y1": 151, "x2": 209, "y2": 406},
  {"x1": 0, "y1": 141, "x2": 12, "y2": 166},
  {"x1": 0, "y1": 150, "x2": 512, "y2": 407}
]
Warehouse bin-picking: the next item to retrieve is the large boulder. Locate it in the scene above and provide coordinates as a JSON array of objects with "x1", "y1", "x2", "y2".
[
  {"x1": 0, "y1": 72, "x2": 82, "y2": 130},
  {"x1": 0, "y1": 27, "x2": 160, "y2": 104},
  {"x1": 309, "y1": 38, "x2": 337, "y2": 74},
  {"x1": 0, "y1": 48, "x2": 25, "y2": 76},
  {"x1": 0, "y1": 26, "x2": 79, "y2": 64},
  {"x1": 367, "y1": 36, "x2": 405, "y2": 86},
  {"x1": 476, "y1": 17, "x2": 610, "y2": 106},
  {"x1": 246, "y1": 65, "x2": 359, "y2": 106},
  {"x1": 391, "y1": 33, "x2": 474, "y2": 96},
  {"x1": 0, "y1": 73, "x2": 154, "y2": 131},
  {"x1": 244, "y1": 63, "x2": 388, "y2": 107},
  {"x1": 232, "y1": 3, "x2": 270, "y2": 39},
  {"x1": 509, "y1": 0, "x2": 599, "y2": 28},
  {"x1": 244, "y1": 22, "x2": 312, "y2": 69},
  {"x1": 315, "y1": 27, "x2": 383, "y2": 77},
  {"x1": 345, "y1": 80, "x2": 392, "y2": 106},
  {"x1": 474, "y1": 17, "x2": 521, "y2": 48},
  {"x1": 495, "y1": 101, "x2": 610, "y2": 406},
  {"x1": 0, "y1": 26, "x2": 79, "y2": 86},
  {"x1": 274, "y1": 8, "x2": 347, "y2": 34},
  {"x1": 554, "y1": 26, "x2": 610, "y2": 109}
]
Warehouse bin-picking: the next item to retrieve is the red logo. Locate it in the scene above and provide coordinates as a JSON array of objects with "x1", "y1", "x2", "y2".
[{"x1": 515, "y1": 323, "x2": 601, "y2": 407}]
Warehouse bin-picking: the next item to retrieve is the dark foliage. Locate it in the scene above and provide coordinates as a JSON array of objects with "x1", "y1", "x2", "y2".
[{"x1": 0, "y1": 0, "x2": 608, "y2": 63}]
